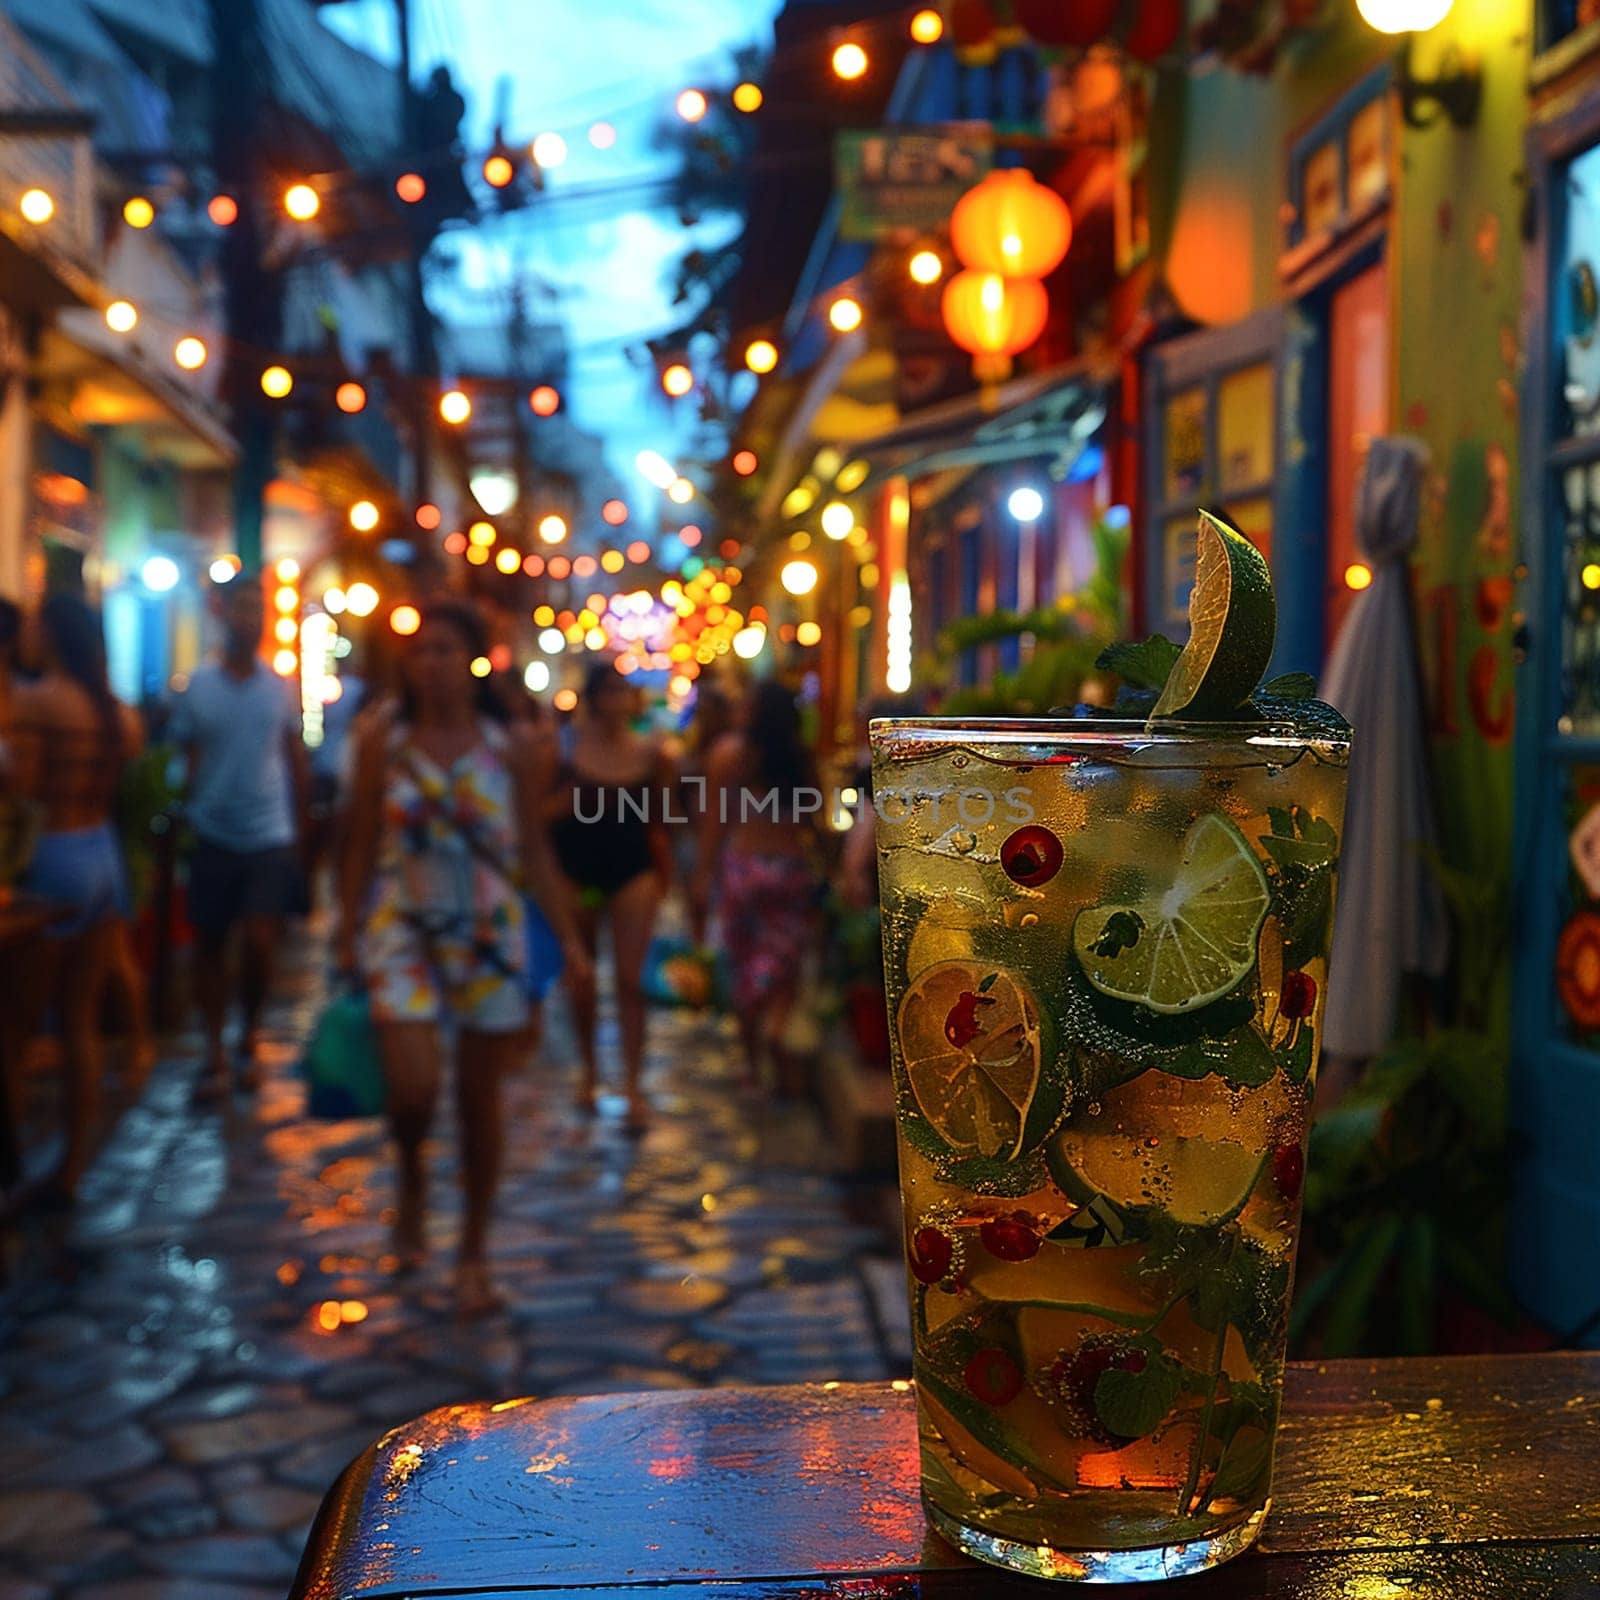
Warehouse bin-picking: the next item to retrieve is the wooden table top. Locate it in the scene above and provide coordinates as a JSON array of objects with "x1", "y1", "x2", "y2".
[{"x1": 289, "y1": 1351, "x2": 1600, "y2": 1599}]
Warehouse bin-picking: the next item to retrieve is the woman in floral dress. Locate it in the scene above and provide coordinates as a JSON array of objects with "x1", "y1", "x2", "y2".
[{"x1": 339, "y1": 601, "x2": 590, "y2": 1316}]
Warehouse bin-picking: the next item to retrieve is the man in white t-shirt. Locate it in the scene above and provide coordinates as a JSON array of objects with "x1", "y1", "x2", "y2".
[{"x1": 170, "y1": 573, "x2": 309, "y2": 1096}]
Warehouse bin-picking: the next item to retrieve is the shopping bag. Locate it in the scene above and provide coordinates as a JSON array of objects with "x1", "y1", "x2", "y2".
[{"x1": 299, "y1": 985, "x2": 385, "y2": 1119}]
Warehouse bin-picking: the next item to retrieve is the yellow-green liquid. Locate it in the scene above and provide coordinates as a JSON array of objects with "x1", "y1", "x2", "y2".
[{"x1": 873, "y1": 721, "x2": 1347, "y2": 1570}]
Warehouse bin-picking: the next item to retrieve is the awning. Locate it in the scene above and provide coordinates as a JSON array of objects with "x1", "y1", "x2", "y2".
[
  {"x1": 843, "y1": 361, "x2": 1108, "y2": 483},
  {"x1": 36, "y1": 322, "x2": 236, "y2": 470}
]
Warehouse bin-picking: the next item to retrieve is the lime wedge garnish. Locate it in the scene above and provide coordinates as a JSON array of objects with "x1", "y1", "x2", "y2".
[
  {"x1": 1071, "y1": 814, "x2": 1269, "y2": 1014},
  {"x1": 1152, "y1": 508, "x2": 1276, "y2": 719}
]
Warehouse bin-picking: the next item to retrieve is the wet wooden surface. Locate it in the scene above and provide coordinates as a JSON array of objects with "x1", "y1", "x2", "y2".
[{"x1": 290, "y1": 1353, "x2": 1600, "y2": 1599}]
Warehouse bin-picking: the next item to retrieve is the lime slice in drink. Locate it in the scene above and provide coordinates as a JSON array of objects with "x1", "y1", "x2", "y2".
[
  {"x1": 1071, "y1": 813, "x2": 1269, "y2": 1014},
  {"x1": 1151, "y1": 508, "x2": 1276, "y2": 719},
  {"x1": 898, "y1": 960, "x2": 1042, "y2": 1159}
]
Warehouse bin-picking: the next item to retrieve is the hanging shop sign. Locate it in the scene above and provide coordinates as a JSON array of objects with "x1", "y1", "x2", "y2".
[{"x1": 836, "y1": 128, "x2": 994, "y2": 242}]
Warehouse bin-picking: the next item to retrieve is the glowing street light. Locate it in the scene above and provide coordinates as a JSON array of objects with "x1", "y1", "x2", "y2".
[
  {"x1": 539, "y1": 627, "x2": 566, "y2": 654},
  {"x1": 1357, "y1": 0, "x2": 1452, "y2": 29},
  {"x1": 1008, "y1": 485, "x2": 1045, "y2": 522},
  {"x1": 345, "y1": 582, "x2": 379, "y2": 617},
  {"x1": 336, "y1": 381, "x2": 367, "y2": 414},
  {"x1": 529, "y1": 384, "x2": 560, "y2": 415},
  {"x1": 208, "y1": 194, "x2": 238, "y2": 226},
  {"x1": 829, "y1": 295, "x2": 863, "y2": 332},
  {"x1": 909, "y1": 249, "x2": 943, "y2": 285},
  {"x1": 732, "y1": 449, "x2": 758, "y2": 476},
  {"x1": 174, "y1": 337, "x2": 208, "y2": 371},
  {"x1": 636, "y1": 449, "x2": 677, "y2": 489},
  {"x1": 780, "y1": 558, "x2": 819, "y2": 597},
  {"x1": 483, "y1": 153, "x2": 515, "y2": 188},
  {"x1": 911, "y1": 8, "x2": 944, "y2": 42},
  {"x1": 667, "y1": 477, "x2": 695, "y2": 504},
  {"x1": 744, "y1": 338, "x2": 778, "y2": 374},
  {"x1": 601, "y1": 498, "x2": 628, "y2": 525},
  {"x1": 733, "y1": 82, "x2": 764, "y2": 112},
  {"x1": 821, "y1": 500, "x2": 854, "y2": 540},
  {"x1": 349, "y1": 500, "x2": 380, "y2": 532},
  {"x1": 732, "y1": 624, "x2": 765, "y2": 659},
  {"x1": 142, "y1": 555, "x2": 180, "y2": 592},
  {"x1": 390, "y1": 605, "x2": 421, "y2": 636},
  {"x1": 439, "y1": 389, "x2": 472, "y2": 425},
  {"x1": 209, "y1": 557, "x2": 239, "y2": 584},
  {"x1": 123, "y1": 196, "x2": 155, "y2": 229},
  {"x1": 832, "y1": 41, "x2": 868, "y2": 80},
  {"x1": 105, "y1": 300, "x2": 138, "y2": 333},
  {"x1": 260, "y1": 365, "x2": 294, "y2": 399},
  {"x1": 676, "y1": 88, "x2": 709, "y2": 122},
  {"x1": 19, "y1": 189, "x2": 54, "y2": 224},
  {"x1": 284, "y1": 183, "x2": 320, "y2": 221},
  {"x1": 661, "y1": 362, "x2": 693, "y2": 397},
  {"x1": 495, "y1": 546, "x2": 522, "y2": 574},
  {"x1": 538, "y1": 514, "x2": 568, "y2": 545},
  {"x1": 396, "y1": 172, "x2": 426, "y2": 203},
  {"x1": 532, "y1": 132, "x2": 568, "y2": 169}
]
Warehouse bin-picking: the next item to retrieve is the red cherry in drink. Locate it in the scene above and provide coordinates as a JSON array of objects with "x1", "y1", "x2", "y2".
[
  {"x1": 1000, "y1": 824, "x2": 1064, "y2": 887},
  {"x1": 1273, "y1": 1143, "x2": 1305, "y2": 1202},
  {"x1": 963, "y1": 1347, "x2": 1024, "y2": 1406},
  {"x1": 943, "y1": 987, "x2": 996, "y2": 1048},
  {"x1": 909, "y1": 1226, "x2": 954, "y2": 1284},
  {"x1": 979, "y1": 1215, "x2": 1041, "y2": 1261},
  {"x1": 1049, "y1": 1335, "x2": 1151, "y2": 1445},
  {"x1": 1280, "y1": 970, "x2": 1317, "y2": 1020}
]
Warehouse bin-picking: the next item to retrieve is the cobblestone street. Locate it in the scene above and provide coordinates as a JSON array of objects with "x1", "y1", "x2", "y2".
[{"x1": 0, "y1": 939, "x2": 908, "y2": 1600}]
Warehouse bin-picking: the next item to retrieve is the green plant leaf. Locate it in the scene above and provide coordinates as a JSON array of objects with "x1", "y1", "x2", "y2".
[
  {"x1": 1319, "y1": 1215, "x2": 1404, "y2": 1356},
  {"x1": 1396, "y1": 1215, "x2": 1437, "y2": 1355},
  {"x1": 1094, "y1": 1349, "x2": 1183, "y2": 1440},
  {"x1": 1096, "y1": 634, "x2": 1182, "y2": 691},
  {"x1": 1260, "y1": 672, "x2": 1317, "y2": 699}
]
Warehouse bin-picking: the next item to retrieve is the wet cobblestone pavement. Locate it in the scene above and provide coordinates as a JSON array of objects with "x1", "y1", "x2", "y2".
[{"x1": 0, "y1": 941, "x2": 908, "y2": 1599}]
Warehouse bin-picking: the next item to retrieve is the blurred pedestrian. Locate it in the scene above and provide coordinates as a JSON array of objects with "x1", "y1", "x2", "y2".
[
  {"x1": 550, "y1": 661, "x2": 674, "y2": 1131},
  {"x1": 693, "y1": 679, "x2": 823, "y2": 1092},
  {"x1": 171, "y1": 573, "x2": 309, "y2": 1097},
  {"x1": 677, "y1": 678, "x2": 735, "y2": 944},
  {"x1": 5, "y1": 594, "x2": 143, "y2": 1203},
  {"x1": 338, "y1": 601, "x2": 590, "y2": 1316}
]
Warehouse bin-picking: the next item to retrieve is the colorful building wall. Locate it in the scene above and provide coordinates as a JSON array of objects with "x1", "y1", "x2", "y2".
[{"x1": 1154, "y1": 0, "x2": 1528, "y2": 905}]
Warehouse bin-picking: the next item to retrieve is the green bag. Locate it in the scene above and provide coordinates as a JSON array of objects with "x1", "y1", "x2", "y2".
[{"x1": 300, "y1": 987, "x2": 385, "y2": 1120}]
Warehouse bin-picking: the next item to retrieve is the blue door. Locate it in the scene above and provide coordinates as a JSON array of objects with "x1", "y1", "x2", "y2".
[{"x1": 1513, "y1": 103, "x2": 1600, "y2": 1344}]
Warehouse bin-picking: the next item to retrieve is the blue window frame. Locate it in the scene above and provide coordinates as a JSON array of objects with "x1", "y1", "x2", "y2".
[{"x1": 1284, "y1": 68, "x2": 1394, "y2": 259}]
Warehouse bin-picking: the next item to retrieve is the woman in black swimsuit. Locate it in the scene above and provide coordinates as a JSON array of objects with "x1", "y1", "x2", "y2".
[{"x1": 550, "y1": 661, "x2": 674, "y2": 1130}]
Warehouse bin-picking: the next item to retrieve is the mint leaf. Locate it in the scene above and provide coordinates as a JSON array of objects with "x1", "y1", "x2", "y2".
[
  {"x1": 1219, "y1": 1024, "x2": 1277, "y2": 1088},
  {"x1": 1261, "y1": 672, "x2": 1316, "y2": 699},
  {"x1": 1159, "y1": 1024, "x2": 1275, "y2": 1087},
  {"x1": 1283, "y1": 1021, "x2": 1316, "y2": 1085},
  {"x1": 1096, "y1": 634, "x2": 1181, "y2": 691},
  {"x1": 1094, "y1": 1349, "x2": 1183, "y2": 1440},
  {"x1": 1206, "y1": 1432, "x2": 1271, "y2": 1504}
]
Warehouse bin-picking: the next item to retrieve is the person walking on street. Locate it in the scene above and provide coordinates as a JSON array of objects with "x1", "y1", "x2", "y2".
[
  {"x1": 693, "y1": 680, "x2": 823, "y2": 1094},
  {"x1": 550, "y1": 661, "x2": 675, "y2": 1132},
  {"x1": 338, "y1": 601, "x2": 591, "y2": 1317},
  {"x1": 5, "y1": 594, "x2": 143, "y2": 1203},
  {"x1": 171, "y1": 573, "x2": 309, "y2": 1099}
]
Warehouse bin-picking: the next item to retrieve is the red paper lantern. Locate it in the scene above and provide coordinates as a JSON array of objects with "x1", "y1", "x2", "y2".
[
  {"x1": 1013, "y1": 0, "x2": 1121, "y2": 47},
  {"x1": 950, "y1": 170, "x2": 1073, "y2": 279},
  {"x1": 1124, "y1": 0, "x2": 1184, "y2": 60},
  {"x1": 942, "y1": 270, "x2": 1049, "y2": 376}
]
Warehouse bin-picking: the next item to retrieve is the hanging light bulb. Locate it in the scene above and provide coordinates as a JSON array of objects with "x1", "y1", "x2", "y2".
[
  {"x1": 909, "y1": 249, "x2": 944, "y2": 285},
  {"x1": 260, "y1": 365, "x2": 294, "y2": 399},
  {"x1": 123, "y1": 196, "x2": 155, "y2": 229},
  {"x1": 335, "y1": 381, "x2": 367, "y2": 414},
  {"x1": 532, "y1": 132, "x2": 567, "y2": 168},
  {"x1": 744, "y1": 339, "x2": 778, "y2": 374},
  {"x1": 19, "y1": 189, "x2": 54, "y2": 224},
  {"x1": 207, "y1": 194, "x2": 238, "y2": 226},
  {"x1": 529, "y1": 384, "x2": 560, "y2": 415},
  {"x1": 829, "y1": 296, "x2": 863, "y2": 332},
  {"x1": 832, "y1": 41, "x2": 869, "y2": 79},
  {"x1": 676, "y1": 88, "x2": 709, "y2": 122},
  {"x1": 733, "y1": 82, "x2": 764, "y2": 112},
  {"x1": 395, "y1": 172, "x2": 426, "y2": 203},
  {"x1": 349, "y1": 500, "x2": 380, "y2": 532},
  {"x1": 482, "y1": 153, "x2": 515, "y2": 188},
  {"x1": 174, "y1": 337, "x2": 208, "y2": 371},
  {"x1": 284, "y1": 183, "x2": 320, "y2": 221},
  {"x1": 105, "y1": 300, "x2": 138, "y2": 333},
  {"x1": 911, "y1": 8, "x2": 944, "y2": 42},
  {"x1": 439, "y1": 389, "x2": 472, "y2": 425},
  {"x1": 661, "y1": 362, "x2": 693, "y2": 397}
]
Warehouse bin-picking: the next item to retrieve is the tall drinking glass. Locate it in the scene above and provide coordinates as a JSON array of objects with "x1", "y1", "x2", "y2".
[{"x1": 871, "y1": 714, "x2": 1349, "y2": 1582}]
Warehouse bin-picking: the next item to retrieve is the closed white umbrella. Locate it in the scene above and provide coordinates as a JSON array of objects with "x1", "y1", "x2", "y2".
[{"x1": 1321, "y1": 435, "x2": 1448, "y2": 1061}]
